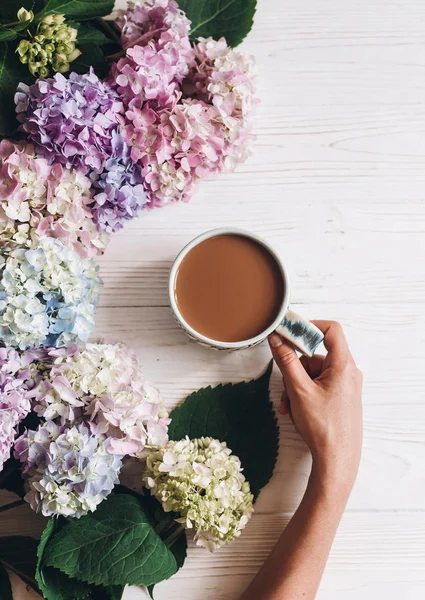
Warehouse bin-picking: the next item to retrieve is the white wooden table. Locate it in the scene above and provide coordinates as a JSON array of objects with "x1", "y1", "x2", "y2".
[{"x1": 2, "y1": 0, "x2": 425, "y2": 598}]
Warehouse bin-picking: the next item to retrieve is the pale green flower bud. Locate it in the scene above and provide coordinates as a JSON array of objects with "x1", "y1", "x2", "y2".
[
  {"x1": 17, "y1": 7, "x2": 34, "y2": 24},
  {"x1": 16, "y1": 14, "x2": 80, "y2": 77}
]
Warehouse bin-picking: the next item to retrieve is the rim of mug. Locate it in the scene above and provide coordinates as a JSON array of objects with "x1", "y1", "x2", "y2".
[{"x1": 168, "y1": 227, "x2": 291, "y2": 349}]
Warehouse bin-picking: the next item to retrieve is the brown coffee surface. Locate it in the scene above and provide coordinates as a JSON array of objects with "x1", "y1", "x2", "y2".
[{"x1": 174, "y1": 234, "x2": 284, "y2": 342}]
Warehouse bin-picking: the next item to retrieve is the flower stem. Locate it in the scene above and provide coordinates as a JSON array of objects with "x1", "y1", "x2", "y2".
[
  {"x1": 0, "y1": 499, "x2": 26, "y2": 513},
  {"x1": 95, "y1": 18, "x2": 121, "y2": 43},
  {"x1": 162, "y1": 523, "x2": 184, "y2": 548}
]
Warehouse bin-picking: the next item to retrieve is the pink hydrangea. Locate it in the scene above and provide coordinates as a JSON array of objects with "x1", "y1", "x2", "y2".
[
  {"x1": 122, "y1": 99, "x2": 226, "y2": 206},
  {"x1": 0, "y1": 348, "x2": 32, "y2": 471},
  {"x1": 110, "y1": 44, "x2": 181, "y2": 110},
  {"x1": 116, "y1": 0, "x2": 194, "y2": 82},
  {"x1": 30, "y1": 342, "x2": 170, "y2": 457},
  {"x1": 0, "y1": 140, "x2": 107, "y2": 258},
  {"x1": 186, "y1": 37, "x2": 257, "y2": 169}
]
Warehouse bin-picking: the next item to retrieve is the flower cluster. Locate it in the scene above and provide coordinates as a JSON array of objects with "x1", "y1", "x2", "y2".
[
  {"x1": 89, "y1": 131, "x2": 148, "y2": 232},
  {"x1": 0, "y1": 348, "x2": 33, "y2": 470},
  {"x1": 15, "y1": 69, "x2": 148, "y2": 232},
  {"x1": 0, "y1": 139, "x2": 107, "y2": 257},
  {"x1": 15, "y1": 421, "x2": 122, "y2": 518},
  {"x1": 0, "y1": 237, "x2": 100, "y2": 350},
  {"x1": 17, "y1": 14, "x2": 80, "y2": 78},
  {"x1": 144, "y1": 437, "x2": 254, "y2": 551},
  {"x1": 14, "y1": 0, "x2": 256, "y2": 215},
  {"x1": 30, "y1": 342, "x2": 170, "y2": 455},
  {"x1": 15, "y1": 70, "x2": 123, "y2": 174},
  {"x1": 4, "y1": 341, "x2": 169, "y2": 518}
]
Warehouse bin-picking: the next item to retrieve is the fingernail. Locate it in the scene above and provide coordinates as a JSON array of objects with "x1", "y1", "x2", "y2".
[{"x1": 268, "y1": 333, "x2": 283, "y2": 348}]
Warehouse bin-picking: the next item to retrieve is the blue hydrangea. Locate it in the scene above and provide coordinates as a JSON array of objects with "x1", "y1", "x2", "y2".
[
  {"x1": 90, "y1": 131, "x2": 149, "y2": 233},
  {"x1": 15, "y1": 421, "x2": 122, "y2": 518},
  {"x1": 0, "y1": 236, "x2": 101, "y2": 350}
]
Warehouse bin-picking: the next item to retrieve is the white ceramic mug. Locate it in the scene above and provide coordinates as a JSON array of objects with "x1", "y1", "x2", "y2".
[{"x1": 169, "y1": 228, "x2": 324, "y2": 356}]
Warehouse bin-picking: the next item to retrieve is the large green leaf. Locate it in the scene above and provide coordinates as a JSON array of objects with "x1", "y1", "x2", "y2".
[
  {"x1": 38, "y1": 0, "x2": 115, "y2": 21},
  {"x1": 0, "y1": 536, "x2": 39, "y2": 594},
  {"x1": 37, "y1": 519, "x2": 92, "y2": 600},
  {"x1": 0, "y1": 562, "x2": 12, "y2": 600},
  {"x1": 0, "y1": 43, "x2": 31, "y2": 137},
  {"x1": 76, "y1": 22, "x2": 110, "y2": 45},
  {"x1": 168, "y1": 362, "x2": 278, "y2": 499},
  {"x1": 44, "y1": 494, "x2": 178, "y2": 587},
  {"x1": 178, "y1": 0, "x2": 257, "y2": 47},
  {"x1": 0, "y1": 24, "x2": 17, "y2": 41},
  {"x1": 71, "y1": 43, "x2": 109, "y2": 77}
]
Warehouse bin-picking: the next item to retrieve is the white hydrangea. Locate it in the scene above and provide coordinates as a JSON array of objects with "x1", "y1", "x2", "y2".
[
  {"x1": 144, "y1": 437, "x2": 254, "y2": 552},
  {"x1": 31, "y1": 342, "x2": 170, "y2": 456},
  {"x1": 0, "y1": 236, "x2": 100, "y2": 349},
  {"x1": 15, "y1": 421, "x2": 122, "y2": 518}
]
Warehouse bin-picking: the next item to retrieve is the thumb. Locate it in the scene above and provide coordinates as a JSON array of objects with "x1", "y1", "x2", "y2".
[{"x1": 268, "y1": 333, "x2": 312, "y2": 393}]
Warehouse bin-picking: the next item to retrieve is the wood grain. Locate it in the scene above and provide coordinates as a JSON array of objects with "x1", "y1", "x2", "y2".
[{"x1": 3, "y1": 0, "x2": 425, "y2": 598}]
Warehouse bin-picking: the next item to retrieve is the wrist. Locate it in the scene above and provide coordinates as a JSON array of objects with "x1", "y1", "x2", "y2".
[{"x1": 309, "y1": 459, "x2": 357, "y2": 504}]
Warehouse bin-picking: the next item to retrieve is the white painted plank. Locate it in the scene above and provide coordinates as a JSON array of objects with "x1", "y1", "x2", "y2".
[{"x1": 97, "y1": 209, "x2": 425, "y2": 306}]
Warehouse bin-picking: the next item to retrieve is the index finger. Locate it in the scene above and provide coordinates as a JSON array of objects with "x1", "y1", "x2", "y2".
[{"x1": 310, "y1": 320, "x2": 352, "y2": 366}]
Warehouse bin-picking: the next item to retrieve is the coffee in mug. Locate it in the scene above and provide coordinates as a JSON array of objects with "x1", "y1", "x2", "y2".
[
  {"x1": 169, "y1": 228, "x2": 323, "y2": 355},
  {"x1": 174, "y1": 234, "x2": 284, "y2": 343}
]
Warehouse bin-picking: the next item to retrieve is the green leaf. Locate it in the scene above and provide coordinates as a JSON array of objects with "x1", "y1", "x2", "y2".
[
  {"x1": 44, "y1": 494, "x2": 178, "y2": 587},
  {"x1": 114, "y1": 488, "x2": 187, "y2": 571},
  {"x1": 168, "y1": 361, "x2": 278, "y2": 499},
  {"x1": 0, "y1": 536, "x2": 40, "y2": 594},
  {"x1": 76, "y1": 22, "x2": 110, "y2": 45},
  {"x1": 71, "y1": 43, "x2": 108, "y2": 77},
  {"x1": 0, "y1": 24, "x2": 17, "y2": 41},
  {"x1": 37, "y1": 519, "x2": 92, "y2": 600},
  {"x1": 0, "y1": 43, "x2": 31, "y2": 137},
  {"x1": 147, "y1": 584, "x2": 155, "y2": 599},
  {"x1": 38, "y1": 0, "x2": 115, "y2": 21},
  {"x1": 178, "y1": 0, "x2": 257, "y2": 47},
  {"x1": 0, "y1": 562, "x2": 13, "y2": 600}
]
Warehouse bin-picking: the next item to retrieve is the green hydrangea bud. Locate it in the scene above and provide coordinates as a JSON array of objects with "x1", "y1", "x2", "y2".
[
  {"x1": 16, "y1": 13, "x2": 81, "y2": 78},
  {"x1": 17, "y1": 7, "x2": 34, "y2": 24}
]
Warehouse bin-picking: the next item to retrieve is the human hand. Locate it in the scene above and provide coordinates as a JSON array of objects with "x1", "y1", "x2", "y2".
[{"x1": 268, "y1": 321, "x2": 363, "y2": 490}]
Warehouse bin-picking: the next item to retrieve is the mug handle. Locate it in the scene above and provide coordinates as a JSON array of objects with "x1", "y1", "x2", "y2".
[{"x1": 275, "y1": 310, "x2": 324, "y2": 357}]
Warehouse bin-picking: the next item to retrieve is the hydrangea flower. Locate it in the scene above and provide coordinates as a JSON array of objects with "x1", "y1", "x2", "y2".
[
  {"x1": 30, "y1": 342, "x2": 170, "y2": 456},
  {"x1": 15, "y1": 421, "x2": 122, "y2": 518},
  {"x1": 122, "y1": 99, "x2": 225, "y2": 206},
  {"x1": 144, "y1": 437, "x2": 254, "y2": 551},
  {"x1": 0, "y1": 347, "x2": 33, "y2": 470},
  {"x1": 90, "y1": 131, "x2": 148, "y2": 232},
  {"x1": 110, "y1": 44, "x2": 182, "y2": 111},
  {"x1": 0, "y1": 139, "x2": 107, "y2": 258},
  {"x1": 17, "y1": 14, "x2": 80, "y2": 78},
  {"x1": 115, "y1": 0, "x2": 194, "y2": 82},
  {"x1": 15, "y1": 69, "x2": 123, "y2": 174},
  {"x1": 186, "y1": 37, "x2": 257, "y2": 169},
  {"x1": 0, "y1": 236, "x2": 101, "y2": 350}
]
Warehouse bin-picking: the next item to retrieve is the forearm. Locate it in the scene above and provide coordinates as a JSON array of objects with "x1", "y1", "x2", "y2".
[{"x1": 240, "y1": 465, "x2": 352, "y2": 600}]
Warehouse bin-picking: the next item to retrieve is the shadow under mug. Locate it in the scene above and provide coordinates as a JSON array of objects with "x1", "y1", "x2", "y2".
[{"x1": 169, "y1": 228, "x2": 324, "y2": 356}]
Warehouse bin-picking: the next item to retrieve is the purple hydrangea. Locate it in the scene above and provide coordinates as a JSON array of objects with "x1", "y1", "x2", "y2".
[
  {"x1": 15, "y1": 421, "x2": 123, "y2": 518},
  {"x1": 15, "y1": 69, "x2": 123, "y2": 174},
  {"x1": 90, "y1": 131, "x2": 149, "y2": 233},
  {"x1": 0, "y1": 348, "x2": 32, "y2": 471}
]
